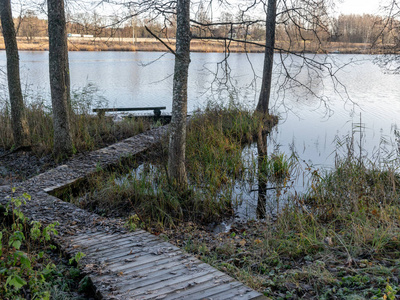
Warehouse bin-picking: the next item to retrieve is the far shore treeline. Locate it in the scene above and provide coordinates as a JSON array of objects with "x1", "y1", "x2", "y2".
[{"x1": 0, "y1": 11, "x2": 398, "y2": 54}]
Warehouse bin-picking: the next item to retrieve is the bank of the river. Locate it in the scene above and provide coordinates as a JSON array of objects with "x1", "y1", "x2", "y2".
[
  {"x1": 0, "y1": 36, "x2": 393, "y2": 54},
  {"x1": 59, "y1": 105, "x2": 400, "y2": 300}
]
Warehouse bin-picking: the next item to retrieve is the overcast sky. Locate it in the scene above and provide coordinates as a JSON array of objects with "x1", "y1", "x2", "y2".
[
  {"x1": 337, "y1": 0, "x2": 383, "y2": 15},
  {"x1": 19, "y1": 0, "x2": 389, "y2": 20}
]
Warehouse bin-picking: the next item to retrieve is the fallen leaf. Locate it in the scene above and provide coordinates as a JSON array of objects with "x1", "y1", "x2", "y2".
[
  {"x1": 346, "y1": 256, "x2": 353, "y2": 267},
  {"x1": 254, "y1": 239, "x2": 262, "y2": 245},
  {"x1": 323, "y1": 237, "x2": 333, "y2": 246}
]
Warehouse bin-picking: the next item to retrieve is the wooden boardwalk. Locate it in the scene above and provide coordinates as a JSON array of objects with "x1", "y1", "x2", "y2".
[
  {"x1": 0, "y1": 127, "x2": 265, "y2": 300},
  {"x1": 68, "y1": 229, "x2": 264, "y2": 299}
]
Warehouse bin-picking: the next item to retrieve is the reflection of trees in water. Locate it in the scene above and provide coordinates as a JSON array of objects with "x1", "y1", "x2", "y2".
[
  {"x1": 256, "y1": 127, "x2": 267, "y2": 219},
  {"x1": 371, "y1": 1, "x2": 400, "y2": 74},
  {"x1": 255, "y1": 127, "x2": 295, "y2": 219},
  {"x1": 256, "y1": 158, "x2": 268, "y2": 219},
  {"x1": 255, "y1": 128, "x2": 286, "y2": 219}
]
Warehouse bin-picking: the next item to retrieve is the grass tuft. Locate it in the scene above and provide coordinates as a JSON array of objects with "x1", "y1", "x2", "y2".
[{"x1": 0, "y1": 83, "x2": 150, "y2": 156}]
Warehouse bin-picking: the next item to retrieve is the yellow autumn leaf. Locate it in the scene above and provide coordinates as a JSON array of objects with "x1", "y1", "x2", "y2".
[
  {"x1": 239, "y1": 239, "x2": 246, "y2": 247},
  {"x1": 254, "y1": 239, "x2": 262, "y2": 245}
]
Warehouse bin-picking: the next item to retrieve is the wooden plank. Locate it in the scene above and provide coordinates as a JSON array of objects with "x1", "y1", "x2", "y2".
[
  {"x1": 188, "y1": 281, "x2": 244, "y2": 299},
  {"x1": 92, "y1": 254, "x2": 196, "y2": 284},
  {"x1": 88, "y1": 242, "x2": 175, "y2": 264},
  {"x1": 71, "y1": 234, "x2": 124, "y2": 249},
  {"x1": 94, "y1": 253, "x2": 194, "y2": 281},
  {"x1": 128, "y1": 272, "x2": 233, "y2": 299},
  {"x1": 117, "y1": 261, "x2": 200, "y2": 292},
  {"x1": 74, "y1": 231, "x2": 150, "y2": 250},
  {"x1": 88, "y1": 239, "x2": 178, "y2": 263},
  {"x1": 164, "y1": 273, "x2": 235, "y2": 300},
  {"x1": 93, "y1": 106, "x2": 166, "y2": 112},
  {"x1": 165, "y1": 281, "x2": 243, "y2": 300},
  {"x1": 118, "y1": 265, "x2": 196, "y2": 293},
  {"x1": 80, "y1": 234, "x2": 159, "y2": 254},
  {"x1": 69, "y1": 232, "x2": 121, "y2": 246},
  {"x1": 73, "y1": 228, "x2": 148, "y2": 241},
  {"x1": 201, "y1": 282, "x2": 255, "y2": 299},
  {"x1": 127, "y1": 255, "x2": 198, "y2": 277},
  {"x1": 83, "y1": 234, "x2": 174, "y2": 255},
  {"x1": 68, "y1": 231, "x2": 107, "y2": 243},
  {"x1": 212, "y1": 289, "x2": 267, "y2": 300},
  {"x1": 124, "y1": 272, "x2": 233, "y2": 300},
  {"x1": 106, "y1": 248, "x2": 183, "y2": 272},
  {"x1": 123, "y1": 268, "x2": 222, "y2": 298}
]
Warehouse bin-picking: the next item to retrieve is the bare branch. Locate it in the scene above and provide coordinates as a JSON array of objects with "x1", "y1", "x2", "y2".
[{"x1": 145, "y1": 25, "x2": 176, "y2": 55}]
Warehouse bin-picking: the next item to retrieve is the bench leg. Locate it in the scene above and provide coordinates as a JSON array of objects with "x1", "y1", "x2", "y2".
[{"x1": 153, "y1": 108, "x2": 161, "y2": 118}]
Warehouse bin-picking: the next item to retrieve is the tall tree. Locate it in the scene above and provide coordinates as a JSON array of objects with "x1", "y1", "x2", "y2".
[
  {"x1": 256, "y1": 0, "x2": 277, "y2": 115},
  {"x1": 0, "y1": 0, "x2": 29, "y2": 147},
  {"x1": 48, "y1": 0, "x2": 73, "y2": 158},
  {"x1": 254, "y1": 0, "x2": 333, "y2": 115},
  {"x1": 373, "y1": 0, "x2": 400, "y2": 74},
  {"x1": 167, "y1": 0, "x2": 191, "y2": 187}
]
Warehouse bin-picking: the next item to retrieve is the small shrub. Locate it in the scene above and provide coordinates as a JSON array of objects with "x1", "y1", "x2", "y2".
[{"x1": 0, "y1": 190, "x2": 91, "y2": 299}]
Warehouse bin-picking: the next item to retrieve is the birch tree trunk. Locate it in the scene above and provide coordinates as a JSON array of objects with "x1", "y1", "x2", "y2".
[
  {"x1": 167, "y1": 0, "x2": 191, "y2": 187},
  {"x1": 48, "y1": 0, "x2": 73, "y2": 158},
  {"x1": 0, "y1": 0, "x2": 29, "y2": 147},
  {"x1": 256, "y1": 0, "x2": 277, "y2": 115},
  {"x1": 65, "y1": 33, "x2": 71, "y2": 106}
]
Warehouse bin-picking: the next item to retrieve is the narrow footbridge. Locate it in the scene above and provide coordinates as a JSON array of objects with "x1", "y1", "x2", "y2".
[{"x1": 0, "y1": 126, "x2": 265, "y2": 299}]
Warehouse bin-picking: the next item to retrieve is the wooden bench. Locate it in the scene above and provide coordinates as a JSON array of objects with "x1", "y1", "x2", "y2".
[{"x1": 93, "y1": 106, "x2": 166, "y2": 117}]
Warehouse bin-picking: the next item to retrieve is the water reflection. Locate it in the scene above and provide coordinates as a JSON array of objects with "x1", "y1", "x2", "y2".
[
  {"x1": 235, "y1": 117, "x2": 400, "y2": 221},
  {"x1": 256, "y1": 157, "x2": 268, "y2": 219}
]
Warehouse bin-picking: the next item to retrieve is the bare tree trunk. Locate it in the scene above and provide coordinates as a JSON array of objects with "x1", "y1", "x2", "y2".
[
  {"x1": 167, "y1": 0, "x2": 191, "y2": 187},
  {"x1": 256, "y1": 0, "x2": 277, "y2": 115},
  {"x1": 65, "y1": 33, "x2": 71, "y2": 106},
  {"x1": 0, "y1": 0, "x2": 29, "y2": 147},
  {"x1": 48, "y1": 0, "x2": 73, "y2": 158}
]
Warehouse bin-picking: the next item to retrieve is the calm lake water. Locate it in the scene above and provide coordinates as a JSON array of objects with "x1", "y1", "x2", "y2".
[{"x1": 1, "y1": 51, "x2": 399, "y2": 219}]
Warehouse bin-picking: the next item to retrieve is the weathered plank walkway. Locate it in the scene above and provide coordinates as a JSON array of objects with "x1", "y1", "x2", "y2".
[{"x1": 0, "y1": 126, "x2": 265, "y2": 299}]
